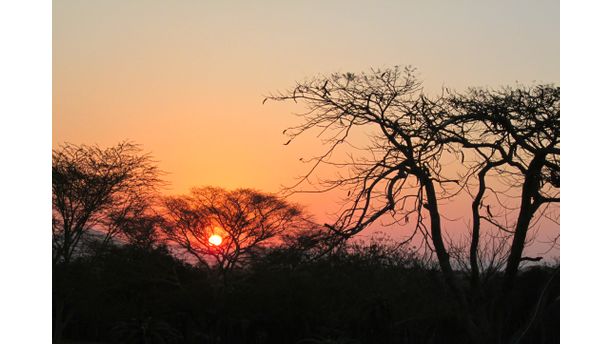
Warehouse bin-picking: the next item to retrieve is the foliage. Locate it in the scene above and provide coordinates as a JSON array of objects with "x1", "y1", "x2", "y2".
[{"x1": 53, "y1": 238, "x2": 559, "y2": 344}]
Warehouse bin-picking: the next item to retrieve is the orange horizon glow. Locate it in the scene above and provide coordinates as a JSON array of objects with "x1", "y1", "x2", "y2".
[{"x1": 53, "y1": 1, "x2": 559, "y2": 257}]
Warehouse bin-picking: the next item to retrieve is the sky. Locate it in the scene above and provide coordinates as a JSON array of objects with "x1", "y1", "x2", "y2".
[{"x1": 53, "y1": 0, "x2": 559, "y2": 252}]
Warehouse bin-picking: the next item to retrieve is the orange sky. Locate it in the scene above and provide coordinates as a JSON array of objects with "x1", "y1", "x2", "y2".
[{"x1": 53, "y1": 1, "x2": 559, "y2": 253}]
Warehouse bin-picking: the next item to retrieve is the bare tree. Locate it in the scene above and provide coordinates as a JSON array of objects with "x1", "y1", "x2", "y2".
[
  {"x1": 266, "y1": 66, "x2": 465, "y2": 295},
  {"x1": 445, "y1": 86, "x2": 560, "y2": 291},
  {"x1": 162, "y1": 187, "x2": 309, "y2": 273},
  {"x1": 52, "y1": 141, "x2": 162, "y2": 264},
  {"x1": 265, "y1": 66, "x2": 560, "y2": 342}
]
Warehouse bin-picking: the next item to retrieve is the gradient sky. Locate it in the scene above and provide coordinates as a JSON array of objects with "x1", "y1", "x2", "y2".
[{"x1": 53, "y1": 0, "x2": 559, "y2": 250}]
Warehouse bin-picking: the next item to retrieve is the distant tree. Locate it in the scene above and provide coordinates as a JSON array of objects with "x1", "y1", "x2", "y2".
[
  {"x1": 52, "y1": 141, "x2": 162, "y2": 264},
  {"x1": 113, "y1": 203, "x2": 166, "y2": 250},
  {"x1": 162, "y1": 187, "x2": 309, "y2": 273},
  {"x1": 265, "y1": 66, "x2": 560, "y2": 342}
]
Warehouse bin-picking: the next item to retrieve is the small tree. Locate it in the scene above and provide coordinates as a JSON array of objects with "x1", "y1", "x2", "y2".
[
  {"x1": 52, "y1": 141, "x2": 162, "y2": 264},
  {"x1": 162, "y1": 187, "x2": 308, "y2": 273}
]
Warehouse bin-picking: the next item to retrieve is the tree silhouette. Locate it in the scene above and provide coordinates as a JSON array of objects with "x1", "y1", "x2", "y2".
[
  {"x1": 265, "y1": 66, "x2": 560, "y2": 342},
  {"x1": 444, "y1": 86, "x2": 560, "y2": 291},
  {"x1": 162, "y1": 187, "x2": 309, "y2": 273},
  {"x1": 52, "y1": 141, "x2": 162, "y2": 265},
  {"x1": 113, "y1": 204, "x2": 166, "y2": 250}
]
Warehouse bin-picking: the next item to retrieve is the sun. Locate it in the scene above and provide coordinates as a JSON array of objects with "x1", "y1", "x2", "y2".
[{"x1": 208, "y1": 234, "x2": 222, "y2": 246}]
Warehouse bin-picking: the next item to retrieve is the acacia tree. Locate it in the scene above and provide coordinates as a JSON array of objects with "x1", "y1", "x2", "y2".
[
  {"x1": 443, "y1": 86, "x2": 560, "y2": 292},
  {"x1": 162, "y1": 187, "x2": 308, "y2": 273},
  {"x1": 265, "y1": 66, "x2": 560, "y2": 342},
  {"x1": 52, "y1": 141, "x2": 162, "y2": 265},
  {"x1": 52, "y1": 141, "x2": 163, "y2": 342}
]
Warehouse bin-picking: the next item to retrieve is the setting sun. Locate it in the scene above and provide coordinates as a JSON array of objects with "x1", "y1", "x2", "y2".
[{"x1": 208, "y1": 234, "x2": 222, "y2": 246}]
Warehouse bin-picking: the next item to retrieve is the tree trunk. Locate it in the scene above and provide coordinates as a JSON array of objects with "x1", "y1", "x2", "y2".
[
  {"x1": 503, "y1": 155, "x2": 545, "y2": 291},
  {"x1": 422, "y1": 176, "x2": 487, "y2": 344}
]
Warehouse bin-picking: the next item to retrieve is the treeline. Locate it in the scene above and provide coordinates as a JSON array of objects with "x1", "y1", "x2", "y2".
[{"x1": 54, "y1": 232, "x2": 558, "y2": 344}]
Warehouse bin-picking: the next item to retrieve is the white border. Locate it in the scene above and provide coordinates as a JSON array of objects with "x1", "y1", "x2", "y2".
[
  {"x1": 561, "y1": 0, "x2": 612, "y2": 342},
  {"x1": 0, "y1": 1, "x2": 52, "y2": 343}
]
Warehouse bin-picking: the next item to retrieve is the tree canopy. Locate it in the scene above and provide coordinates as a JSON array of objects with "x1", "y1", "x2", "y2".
[
  {"x1": 162, "y1": 187, "x2": 310, "y2": 272},
  {"x1": 52, "y1": 141, "x2": 162, "y2": 264}
]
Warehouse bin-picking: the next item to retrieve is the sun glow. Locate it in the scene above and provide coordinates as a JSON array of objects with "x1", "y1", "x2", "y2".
[{"x1": 208, "y1": 234, "x2": 222, "y2": 246}]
